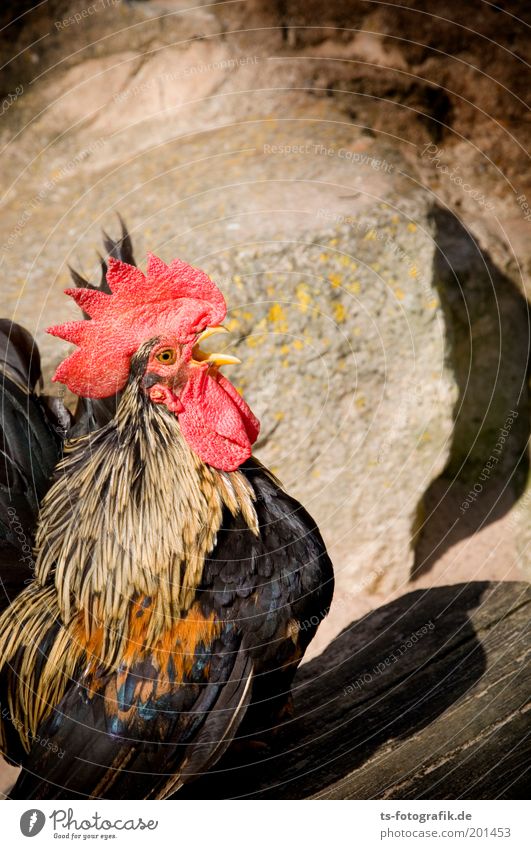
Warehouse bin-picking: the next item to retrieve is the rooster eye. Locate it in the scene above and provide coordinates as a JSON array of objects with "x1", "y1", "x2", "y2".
[{"x1": 155, "y1": 348, "x2": 177, "y2": 365}]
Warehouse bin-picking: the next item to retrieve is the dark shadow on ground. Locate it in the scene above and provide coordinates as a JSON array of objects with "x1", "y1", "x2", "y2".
[{"x1": 413, "y1": 207, "x2": 530, "y2": 578}]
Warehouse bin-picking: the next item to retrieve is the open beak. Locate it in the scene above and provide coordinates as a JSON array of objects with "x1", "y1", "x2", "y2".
[{"x1": 192, "y1": 325, "x2": 241, "y2": 367}]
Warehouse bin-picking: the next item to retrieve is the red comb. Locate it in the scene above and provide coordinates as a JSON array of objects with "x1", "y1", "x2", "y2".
[{"x1": 48, "y1": 254, "x2": 226, "y2": 398}]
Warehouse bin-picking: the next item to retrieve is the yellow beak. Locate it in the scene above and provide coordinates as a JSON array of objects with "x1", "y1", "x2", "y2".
[{"x1": 192, "y1": 326, "x2": 241, "y2": 367}]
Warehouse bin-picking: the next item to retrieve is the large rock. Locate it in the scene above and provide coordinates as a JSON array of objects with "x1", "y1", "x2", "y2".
[{"x1": 2, "y1": 96, "x2": 456, "y2": 596}]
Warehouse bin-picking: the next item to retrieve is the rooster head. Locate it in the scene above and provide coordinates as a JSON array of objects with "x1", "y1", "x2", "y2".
[{"x1": 47, "y1": 253, "x2": 260, "y2": 471}]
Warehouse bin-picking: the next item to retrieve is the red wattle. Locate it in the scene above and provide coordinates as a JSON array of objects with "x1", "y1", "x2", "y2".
[
  {"x1": 214, "y1": 372, "x2": 260, "y2": 444},
  {"x1": 177, "y1": 367, "x2": 259, "y2": 471}
]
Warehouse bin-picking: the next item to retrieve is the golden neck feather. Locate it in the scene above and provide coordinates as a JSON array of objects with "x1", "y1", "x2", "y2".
[{"x1": 34, "y1": 379, "x2": 258, "y2": 647}]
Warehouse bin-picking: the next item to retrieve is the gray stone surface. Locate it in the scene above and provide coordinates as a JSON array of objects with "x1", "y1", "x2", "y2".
[{"x1": 2, "y1": 106, "x2": 457, "y2": 595}]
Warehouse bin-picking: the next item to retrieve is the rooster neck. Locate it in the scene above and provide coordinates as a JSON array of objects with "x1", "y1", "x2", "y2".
[{"x1": 34, "y1": 379, "x2": 258, "y2": 655}]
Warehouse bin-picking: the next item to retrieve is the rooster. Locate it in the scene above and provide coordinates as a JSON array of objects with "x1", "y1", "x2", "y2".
[{"x1": 0, "y1": 223, "x2": 333, "y2": 799}]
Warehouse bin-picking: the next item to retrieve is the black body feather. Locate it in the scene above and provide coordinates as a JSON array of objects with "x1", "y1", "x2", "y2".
[
  {"x1": 9, "y1": 457, "x2": 333, "y2": 799},
  {"x1": 0, "y1": 320, "x2": 64, "y2": 612}
]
